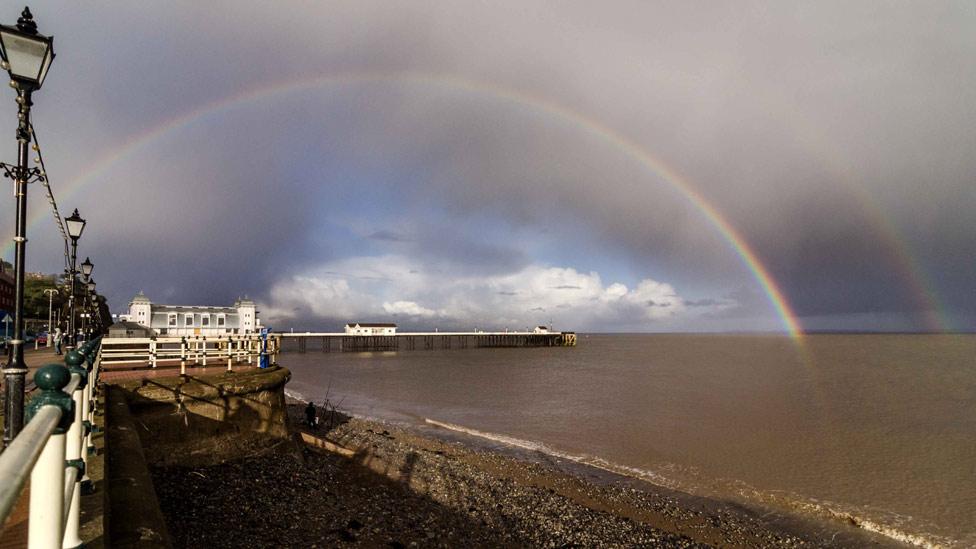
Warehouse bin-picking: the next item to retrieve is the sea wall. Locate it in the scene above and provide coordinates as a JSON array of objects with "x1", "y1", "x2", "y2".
[
  {"x1": 105, "y1": 366, "x2": 292, "y2": 547},
  {"x1": 115, "y1": 366, "x2": 292, "y2": 466}
]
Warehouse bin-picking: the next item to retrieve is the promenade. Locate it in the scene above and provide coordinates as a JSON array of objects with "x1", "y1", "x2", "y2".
[{"x1": 0, "y1": 343, "x2": 264, "y2": 548}]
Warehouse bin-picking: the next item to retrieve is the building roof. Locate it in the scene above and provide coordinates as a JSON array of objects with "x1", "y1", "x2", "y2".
[
  {"x1": 154, "y1": 306, "x2": 238, "y2": 314},
  {"x1": 346, "y1": 323, "x2": 397, "y2": 328},
  {"x1": 130, "y1": 291, "x2": 151, "y2": 304},
  {"x1": 109, "y1": 321, "x2": 150, "y2": 331}
]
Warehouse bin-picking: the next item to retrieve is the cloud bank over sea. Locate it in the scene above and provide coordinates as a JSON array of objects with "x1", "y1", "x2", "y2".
[{"x1": 262, "y1": 255, "x2": 715, "y2": 332}]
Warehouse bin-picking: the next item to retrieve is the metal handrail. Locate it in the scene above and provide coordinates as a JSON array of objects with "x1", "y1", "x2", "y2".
[
  {"x1": 0, "y1": 337, "x2": 103, "y2": 548},
  {"x1": 99, "y1": 333, "x2": 275, "y2": 372},
  {"x1": 0, "y1": 405, "x2": 61, "y2": 522}
]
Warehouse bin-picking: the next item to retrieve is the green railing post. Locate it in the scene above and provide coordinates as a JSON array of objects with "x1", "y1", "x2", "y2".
[
  {"x1": 25, "y1": 364, "x2": 74, "y2": 548},
  {"x1": 63, "y1": 351, "x2": 87, "y2": 548}
]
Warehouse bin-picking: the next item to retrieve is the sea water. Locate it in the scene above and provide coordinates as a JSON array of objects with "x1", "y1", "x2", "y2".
[{"x1": 283, "y1": 334, "x2": 975, "y2": 547}]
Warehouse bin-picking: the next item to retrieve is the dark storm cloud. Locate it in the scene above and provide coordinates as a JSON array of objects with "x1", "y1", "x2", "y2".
[
  {"x1": 365, "y1": 223, "x2": 532, "y2": 276},
  {"x1": 367, "y1": 230, "x2": 411, "y2": 242},
  {"x1": 1, "y1": 1, "x2": 972, "y2": 331}
]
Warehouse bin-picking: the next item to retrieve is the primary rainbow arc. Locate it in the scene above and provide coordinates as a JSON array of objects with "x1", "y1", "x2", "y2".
[{"x1": 1, "y1": 72, "x2": 805, "y2": 339}]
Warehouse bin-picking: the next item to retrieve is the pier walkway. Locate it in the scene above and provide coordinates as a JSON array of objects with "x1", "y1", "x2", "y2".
[{"x1": 280, "y1": 331, "x2": 577, "y2": 353}]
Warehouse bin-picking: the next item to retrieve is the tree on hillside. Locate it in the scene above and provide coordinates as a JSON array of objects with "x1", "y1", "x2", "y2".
[{"x1": 23, "y1": 274, "x2": 67, "y2": 320}]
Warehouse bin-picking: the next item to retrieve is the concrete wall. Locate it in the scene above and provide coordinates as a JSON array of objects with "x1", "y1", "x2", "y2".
[
  {"x1": 104, "y1": 367, "x2": 292, "y2": 547},
  {"x1": 113, "y1": 366, "x2": 292, "y2": 467}
]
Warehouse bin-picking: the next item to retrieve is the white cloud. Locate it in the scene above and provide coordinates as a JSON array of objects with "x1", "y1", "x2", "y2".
[
  {"x1": 260, "y1": 254, "x2": 724, "y2": 331},
  {"x1": 383, "y1": 300, "x2": 438, "y2": 317}
]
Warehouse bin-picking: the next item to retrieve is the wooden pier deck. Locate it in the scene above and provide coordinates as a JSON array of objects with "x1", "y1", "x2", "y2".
[{"x1": 278, "y1": 331, "x2": 577, "y2": 353}]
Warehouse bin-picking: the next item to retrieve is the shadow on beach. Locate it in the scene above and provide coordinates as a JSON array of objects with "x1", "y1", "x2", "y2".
[{"x1": 145, "y1": 395, "x2": 906, "y2": 548}]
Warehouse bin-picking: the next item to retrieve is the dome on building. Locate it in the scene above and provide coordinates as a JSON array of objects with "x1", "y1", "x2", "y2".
[{"x1": 130, "y1": 291, "x2": 151, "y2": 305}]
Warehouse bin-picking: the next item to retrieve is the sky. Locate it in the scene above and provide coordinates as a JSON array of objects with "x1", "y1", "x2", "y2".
[{"x1": 0, "y1": 1, "x2": 973, "y2": 333}]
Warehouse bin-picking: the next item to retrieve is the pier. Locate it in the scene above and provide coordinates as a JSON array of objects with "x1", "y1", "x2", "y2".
[{"x1": 280, "y1": 331, "x2": 577, "y2": 353}]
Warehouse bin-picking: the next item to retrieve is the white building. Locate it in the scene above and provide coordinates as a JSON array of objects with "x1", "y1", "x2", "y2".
[
  {"x1": 533, "y1": 325, "x2": 550, "y2": 334},
  {"x1": 126, "y1": 292, "x2": 260, "y2": 336},
  {"x1": 344, "y1": 323, "x2": 397, "y2": 336}
]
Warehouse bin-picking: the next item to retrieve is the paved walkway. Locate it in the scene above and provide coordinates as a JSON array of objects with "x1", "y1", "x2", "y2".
[{"x1": 99, "y1": 359, "x2": 260, "y2": 383}]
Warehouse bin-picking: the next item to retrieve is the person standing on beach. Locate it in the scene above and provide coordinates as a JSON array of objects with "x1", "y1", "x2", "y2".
[
  {"x1": 305, "y1": 402, "x2": 317, "y2": 428},
  {"x1": 53, "y1": 327, "x2": 62, "y2": 355}
]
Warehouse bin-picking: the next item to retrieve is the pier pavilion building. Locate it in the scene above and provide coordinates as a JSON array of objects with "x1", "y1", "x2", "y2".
[
  {"x1": 122, "y1": 292, "x2": 261, "y2": 336},
  {"x1": 344, "y1": 322, "x2": 397, "y2": 335}
]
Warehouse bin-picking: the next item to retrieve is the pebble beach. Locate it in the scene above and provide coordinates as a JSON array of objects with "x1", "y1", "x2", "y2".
[{"x1": 145, "y1": 398, "x2": 907, "y2": 548}]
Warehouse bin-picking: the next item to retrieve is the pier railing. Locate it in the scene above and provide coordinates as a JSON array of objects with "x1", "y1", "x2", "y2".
[
  {"x1": 0, "y1": 337, "x2": 102, "y2": 548},
  {"x1": 99, "y1": 334, "x2": 279, "y2": 374}
]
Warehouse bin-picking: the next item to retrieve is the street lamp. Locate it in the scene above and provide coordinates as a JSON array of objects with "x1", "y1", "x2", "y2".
[
  {"x1": 93, "y1": 294, "x2": 105, "y2": 336},
  {"x1": 84, "y1": 278, "x2": 95, "y2": 339},
  {"x1": 43, "y1": 287, "x2": 57, "y2": 347},
  {"x1": 65, "y1": 208, "x2": 86, "y2": 239},
  {"x1": 65, "y1": 208, "x2": 85, "y2": 349},
  {"x1": 0, "y1": 6, "x2": 55, "y2": 447},
  {"x1": 0, "y1": 8, "x2": 54, "y2": 91},
  {"x1": 80, "y1": 256, "x2": 93, "y2": 278}
]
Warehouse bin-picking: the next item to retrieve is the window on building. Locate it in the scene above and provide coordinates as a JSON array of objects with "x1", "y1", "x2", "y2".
[
  {"x1": 201, "y1": 315, "x2": 210, "y2": 327},
  {"x1": 185, "y1": 314, "x2": 194, "y2": 327},
  {"x1": 168, "y1": 314, "x2": 177, "y2": 327},
  {"x1": 217, "y1": 315, "x2": 225, "y2": 327}
]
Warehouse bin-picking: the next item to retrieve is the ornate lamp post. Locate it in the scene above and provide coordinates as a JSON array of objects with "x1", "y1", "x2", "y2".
[
  {"x1": 0, "y1": 6, "x2": 55, "y2": 446},
  {"x1": 43, "y1": 287, "x2": 57, "y2": 346},
  {"x1": 84, "y1": 278, "x2": 95, "y2": 339},
  {"x1": 64, "y1": 208, "x2": 85, "y2": 349},
  {"x1": 81, "y1": 258, "x2": 93, "y2": 339},
  {"x1": 93, "y1": 294, "x2": 105, "y2": 335}
]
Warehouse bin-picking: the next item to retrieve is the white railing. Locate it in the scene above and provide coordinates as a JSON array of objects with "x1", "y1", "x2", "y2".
[
  {"x1": 0, "y1": 337, "x2": 101, "y2": 548},
  {"x1": 99, "y1": 334, "x2": 280, "y2": 374}
]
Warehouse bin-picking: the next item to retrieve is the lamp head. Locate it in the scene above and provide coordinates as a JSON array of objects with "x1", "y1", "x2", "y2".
[
  {"x1": 64, "y1": 208, "x2": 85, "y2": 240},
  {"x1": 0, "y1": 7, "x2": 54, "y2": 91}
]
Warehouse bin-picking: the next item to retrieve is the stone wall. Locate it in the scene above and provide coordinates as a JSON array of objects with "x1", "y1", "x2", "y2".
[{"x1": 114, "y1": 366, "x2": 291, "y2": 466}]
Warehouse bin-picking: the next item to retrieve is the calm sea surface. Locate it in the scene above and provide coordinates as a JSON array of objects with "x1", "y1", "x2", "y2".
[{"x1": 283, "y1": 334, "x2": 975, "y2": 547}]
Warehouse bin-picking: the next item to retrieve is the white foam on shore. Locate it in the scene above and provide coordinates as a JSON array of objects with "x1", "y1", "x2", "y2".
[
  {"x1": 424, "y1": 417, "x2": 957, "y2": 549},
  {"x1": 782, "y1": 498, "x2": 953, "y2": 549},
  {"x1": 424, "y1": 418, "x2": 681, "y2": 489}
]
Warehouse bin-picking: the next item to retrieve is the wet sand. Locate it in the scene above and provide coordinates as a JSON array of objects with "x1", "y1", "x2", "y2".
[{"x1": 149, "y1": 398, "x2": 904, "y2": 548}]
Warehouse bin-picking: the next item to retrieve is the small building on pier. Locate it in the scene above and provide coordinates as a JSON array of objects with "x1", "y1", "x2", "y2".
[
  {"x1": 123, "y1": 292, "x2": 261, "y2": 336},
  {"x1": 344, "y1": 322, "x2": 397, "y2": 336}
]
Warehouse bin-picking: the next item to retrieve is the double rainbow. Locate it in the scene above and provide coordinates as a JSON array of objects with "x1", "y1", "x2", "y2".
[{"x1": 2, "y1": 72, "x2": 834, "y2": 339}]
